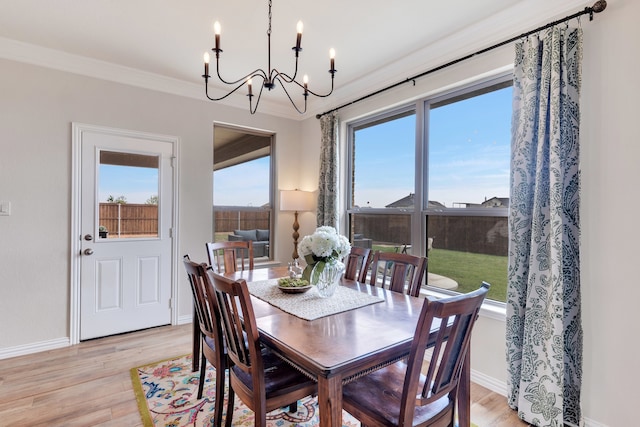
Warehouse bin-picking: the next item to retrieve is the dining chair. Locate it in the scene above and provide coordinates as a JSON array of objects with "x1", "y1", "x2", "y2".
[
  {"x1": 342, "y1": 282, "x2": 490, "y2": 427},
  {"x1": 182, "y1": 255, "x2": 228, "y2": 427},
  {"x1": 205, "y1": 240, "x2": 254, "y2": 273},
  {"x1": 368, "y1": 251, "x2": 427, "y2": 297},
  {"x1": 209, "y1": 272, "x2": 317, "y2": 427},
  {"x1": 344, "y1": 245, "x2": 372, "y2": 282}
]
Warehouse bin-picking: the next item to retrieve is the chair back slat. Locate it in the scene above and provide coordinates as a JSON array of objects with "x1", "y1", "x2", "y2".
[
  {"x1": 344, "y1": 246, "x2": 371, "y2": 282},
  {"x1": 368, "y1": 251, "x2": 427, "y2": 297},
  {"x1": 206, "y1": 241, "x2": 254, "y2": 273}
]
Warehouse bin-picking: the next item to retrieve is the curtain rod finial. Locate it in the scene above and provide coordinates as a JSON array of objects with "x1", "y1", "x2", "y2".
[{"x1": 592, "y1": 0, "x2": 607, "y2": 13}]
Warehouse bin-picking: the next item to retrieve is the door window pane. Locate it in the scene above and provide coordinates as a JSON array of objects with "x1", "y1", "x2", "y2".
[{"x1": 98, "y1": 151, "x2": 159, "y2": 239}]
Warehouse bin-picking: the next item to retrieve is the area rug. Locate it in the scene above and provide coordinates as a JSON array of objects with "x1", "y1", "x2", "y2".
[
  {"x1": 130, "y1": 353, "x2": 361, "y2": 426},
  {"x1": 131, "y1": 354, "x2": 477, "y2": 427}
]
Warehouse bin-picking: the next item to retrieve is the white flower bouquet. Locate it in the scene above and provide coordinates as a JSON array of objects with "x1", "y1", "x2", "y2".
[{"x1": 298, "y1": 226, "x2": 351, "y2": 282}]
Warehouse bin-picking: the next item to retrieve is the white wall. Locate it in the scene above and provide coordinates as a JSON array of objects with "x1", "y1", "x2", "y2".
[
  {"x1": 297, "y1": 1, "x2": 640, "y2": 425},
  {"x1": 0, "y1": 58, "x2": 303, "y2": 350}
]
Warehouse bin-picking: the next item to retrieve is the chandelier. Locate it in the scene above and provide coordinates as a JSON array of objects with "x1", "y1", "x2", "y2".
[{"x1": 202, "y1": 0, "x2": 336, "y2": 114}]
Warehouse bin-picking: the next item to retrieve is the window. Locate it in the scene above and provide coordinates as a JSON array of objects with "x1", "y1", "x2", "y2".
[
  {"x1": 348, "y1": 107, "x2": 416, "y2": 255},
  {"x1": 347, "y1": 75, "x2": 512, "y2": 303},
  {"x1": 98, "y1": 151, "x2": 160, "y2": 239},
  {"x1": 213, "y1": 126, "x2": 273, "y2": 259}
]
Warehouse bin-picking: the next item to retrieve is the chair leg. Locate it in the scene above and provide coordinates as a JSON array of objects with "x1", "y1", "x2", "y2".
[
  {"x1": 197, "y1": 353, "x2": 206, "y2": 399},
  {"x1": 224, "y1": 384, "x2": 235, "y2": 427},
  {"x1": 288, "y1": 401, "x2": 298, "y2": 413},
  {"x1": 213, "y1": 363, "x2": 225, "y2": 427}
]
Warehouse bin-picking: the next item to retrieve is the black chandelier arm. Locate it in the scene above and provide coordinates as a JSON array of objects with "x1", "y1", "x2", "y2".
[
  {"x1": 273, "y1": 75, "x2": 307, "y2": 114},
  {"x1": 270, "y1": 68, "x2": 297, "y2": 85},
  {"x1": 214, "y1": 60, "x2": 268, "y2": 86},
  {"x1": 268, "y1": 68, "x2": 335, "y2": 99},
  {"x1": 303, "y1": 74, "x2": 335, "y2": 98},
  {"x1": 268, "y1": 55, "x2": 300, "y2": 84},
  {"x1": 204, "y1": 76, "x2": 252, "y2": 101}
]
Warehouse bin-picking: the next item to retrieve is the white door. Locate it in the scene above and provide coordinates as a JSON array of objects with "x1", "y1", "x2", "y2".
[{"x1": 79, "y1": 128, "x2": 175, "y2": 340}]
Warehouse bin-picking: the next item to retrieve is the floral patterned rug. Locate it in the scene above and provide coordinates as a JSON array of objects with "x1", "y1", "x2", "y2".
[{"x1": 130, "y1": 354, "x2": 361, "y2": 426}]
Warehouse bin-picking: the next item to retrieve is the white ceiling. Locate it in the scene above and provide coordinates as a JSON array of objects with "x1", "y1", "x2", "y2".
[{"x1": 0, "y1": 0, "x2": 589, "y2": 120}]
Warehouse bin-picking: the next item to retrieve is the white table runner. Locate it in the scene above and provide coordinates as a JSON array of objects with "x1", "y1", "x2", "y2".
[{"x1": 248, "y1": 278, "x2": 384, "y2": 321}]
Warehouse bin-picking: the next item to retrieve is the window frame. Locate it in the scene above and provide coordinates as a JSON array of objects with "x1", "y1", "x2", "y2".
[
  {"x1": 345, "y1": 72, "x2": 513, "y2": 306},
  {"x1": 212, "y1": 125, "x2": 275, "y2": 261}
]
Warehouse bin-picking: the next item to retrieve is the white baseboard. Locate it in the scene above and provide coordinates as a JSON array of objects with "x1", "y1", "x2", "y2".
[
  {"x1": 0, "y1": 337, "x2": 70, "y2": 360},
  {"x1": 583, "y1": 417, "x2": 608, "y2": 427},
  {"x1": 177, "y1": 314, "x2": 193, "y2": 325},
  {"x1": 471, "y1": 368, "x2": 508, "y2": 396}
]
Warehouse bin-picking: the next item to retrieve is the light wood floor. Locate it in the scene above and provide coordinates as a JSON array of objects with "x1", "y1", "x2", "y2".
[{"x1": 0, "y1": 324, "x2": 530, "y2": 426}]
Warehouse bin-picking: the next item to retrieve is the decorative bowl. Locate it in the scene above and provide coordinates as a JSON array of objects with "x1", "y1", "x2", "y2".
[
  {"x1": 278, "y1": 284, "x2": 313, "y2": 294},
  {"x1": 277, "y1": 277, "x2": 312, "y2": 294}
]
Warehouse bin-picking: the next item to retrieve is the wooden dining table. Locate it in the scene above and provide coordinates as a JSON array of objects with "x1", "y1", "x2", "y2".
[{"x1": 219, "y1": 266, "x2": 472, "y2": 427}]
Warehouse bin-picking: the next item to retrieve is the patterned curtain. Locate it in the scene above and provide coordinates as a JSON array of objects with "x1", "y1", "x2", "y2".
[
  {"x1": 317, "y1": 112, "x2": 339, "y2": 228},
  {"x1": 506, "y1": 27, "x2": 583, "y2": 426}
]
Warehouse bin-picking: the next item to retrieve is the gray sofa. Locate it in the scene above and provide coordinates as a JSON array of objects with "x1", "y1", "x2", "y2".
[{"x1": 228, "y1": 229, "x2": 270, "y2": 257}]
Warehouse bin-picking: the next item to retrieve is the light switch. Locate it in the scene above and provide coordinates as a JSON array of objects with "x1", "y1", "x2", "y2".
[{"x1": 0, "y1": 201, "x2": 11, "y2": 216}]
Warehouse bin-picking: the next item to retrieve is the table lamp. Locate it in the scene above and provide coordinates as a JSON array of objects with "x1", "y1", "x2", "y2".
[{"x1": 280, "y1": 189, "x2": 314, "y2": 260}]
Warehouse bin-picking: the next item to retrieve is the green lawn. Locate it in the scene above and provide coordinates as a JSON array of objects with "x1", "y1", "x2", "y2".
[
  {"x1": 373, "y1": 245, "x2": 507, "y2": 302},
  {"x1": 426, "y1": 249, "x2": 507, "y2": 302}
]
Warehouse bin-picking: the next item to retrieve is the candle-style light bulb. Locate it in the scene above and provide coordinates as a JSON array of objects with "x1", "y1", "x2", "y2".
[
  {"x1": 213, "y1": 21, "x2": 221, "y2": 51},
  {"x1": 247, "y1": 78, "x2": 253, "y2": 96},
  {"x1": 303, "y1": 74, "x2": 309, "y2": 92},
  {"x1": 295, "y1": 21, "x2": 303, "y2": 50},
  {"x1": 203, "y1": 52, "x2": 210, "y2": 76},
  {"x1": 329, "y1": 48, "x2": 336, "y2": 72}
]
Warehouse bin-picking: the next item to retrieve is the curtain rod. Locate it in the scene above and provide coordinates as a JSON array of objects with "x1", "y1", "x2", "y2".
[{"x1": 316, "y1": 0, "x2": 607, "y2": 119}]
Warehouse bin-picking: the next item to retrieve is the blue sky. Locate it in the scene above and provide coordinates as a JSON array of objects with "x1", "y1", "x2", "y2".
[
  {"x1": 100, "y1": 86, "x2": 512, "y2": 208},
  {"x1": 99, "y1": 164, "x2": 159, "y2": 204},
  {"x1": 354, "y1": 86, "x2": 512, "y2": 208},
  {"x1": 213, "y1": 157, "x2": 271, "y2": 206}
]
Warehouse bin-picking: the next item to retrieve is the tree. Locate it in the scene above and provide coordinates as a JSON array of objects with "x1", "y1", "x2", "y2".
[
  {"x1": 107, "y1": 195, "x2": 127, "y2": 204},
  {"x1": 146, "y1": 195, "x2": 158, "y2": 205}
]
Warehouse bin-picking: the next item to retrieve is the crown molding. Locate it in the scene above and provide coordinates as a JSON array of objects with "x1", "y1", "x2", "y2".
[{"x1": 0, "y1": 36, "x2": 304, "y2": 121}]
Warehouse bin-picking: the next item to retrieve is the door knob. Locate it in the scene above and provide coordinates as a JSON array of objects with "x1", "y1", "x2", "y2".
[
  {"x1": 83, "y1": 248, "x2": 94, "y2": 256},
  {"x1": 84, "y1": 234, "x2": 93, "y2": 241}
]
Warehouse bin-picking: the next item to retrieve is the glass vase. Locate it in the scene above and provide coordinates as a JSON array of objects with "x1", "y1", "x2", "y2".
[{"x1": 311, "y1": 258, "x2": 345, "y2": 298}]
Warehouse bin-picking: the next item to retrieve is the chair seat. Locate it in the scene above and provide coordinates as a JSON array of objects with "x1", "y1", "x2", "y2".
[
  {"x1": 231, "y1": 350, "x2": 315, "y2": 399},
  {"x1": 203, "y1": 335, "x2": 226, "y2": 354},
  {"x1": 342, "y1": 361, "x2": 453, "y2": 427}
]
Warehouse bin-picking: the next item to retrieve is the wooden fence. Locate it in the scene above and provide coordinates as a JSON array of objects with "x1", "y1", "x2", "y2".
[
  {"x1": 352, "y1": 212, "x2": 508, "y2": 256},
  {"x1": 99, "y1": 203, "x2": 158, "y2": 236},
  {"x1": 214, "y1": 210, "x2": 270, "y2": 232}
]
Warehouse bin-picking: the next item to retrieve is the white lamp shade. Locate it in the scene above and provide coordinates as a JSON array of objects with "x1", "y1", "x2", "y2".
[{"x1": 280, "y1": 190, "x2": 314, "y2": 212}]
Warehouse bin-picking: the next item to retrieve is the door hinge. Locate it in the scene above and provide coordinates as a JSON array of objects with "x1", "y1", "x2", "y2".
[
  {"x1": 169, "y1": 227, "x2": 173, "y2": 238},
  {"x1": 168, "y1": 298, "x2": 173, "y2": 309},
  {"x1": 171, "y1": 156, "x2": 177, "y2": 168}
]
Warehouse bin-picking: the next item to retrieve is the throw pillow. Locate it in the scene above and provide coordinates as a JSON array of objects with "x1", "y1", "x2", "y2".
[
  {"x1": 234, "y1": 229, "x2": 258, "y2": 241},
  {"x1": 256, "y1": 229, "x2": 270, "y2": 241}
]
